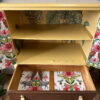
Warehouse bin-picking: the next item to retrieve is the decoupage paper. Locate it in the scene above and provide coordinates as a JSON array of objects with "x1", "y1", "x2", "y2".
[
  {"x1": 54, "y1": 71, "x2": 86, "y2": 91},
  {"x1": 18, "y1": 71, "x2": 50, "y2": 91}
]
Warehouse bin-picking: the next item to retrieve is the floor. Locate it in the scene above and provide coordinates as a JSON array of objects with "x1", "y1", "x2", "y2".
[
  {"x1": 2, "y1": 68, "x2": 100, "y2": 100},
  {"x1": 2, "y1": 76, "x2": 11, "y2": 100},
  {"x1": 96, "y1": 83, "x2": 100, "y2": 100},
  {"x1": 90, "y1": 68, "x2": 100, "y2": 100}
]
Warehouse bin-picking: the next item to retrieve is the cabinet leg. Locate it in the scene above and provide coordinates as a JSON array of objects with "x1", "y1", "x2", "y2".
[
  {"x1": 20, "y1": 95, "x2": 25, "y2": 100},
  {"x1": 78, "y1": 96, "x2": 83, "y2": 100}
]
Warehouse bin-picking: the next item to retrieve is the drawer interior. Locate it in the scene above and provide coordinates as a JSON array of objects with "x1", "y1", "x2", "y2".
[{"x1": 8, "y1": 65, "x2": 96, "y2": 91}]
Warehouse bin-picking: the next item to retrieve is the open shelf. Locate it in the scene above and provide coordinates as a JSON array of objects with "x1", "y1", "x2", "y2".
[
  {"x1": 12, "y1": 24, "x2": 92, "y2": 40},
  {"x1": 17, "y1": 43, "x2": 86, "y2": 65}
]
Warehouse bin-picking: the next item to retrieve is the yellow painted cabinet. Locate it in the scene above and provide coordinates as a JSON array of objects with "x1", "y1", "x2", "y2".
[{"x1": 1, "y1": 1, "x2": 100, "y2": 100}]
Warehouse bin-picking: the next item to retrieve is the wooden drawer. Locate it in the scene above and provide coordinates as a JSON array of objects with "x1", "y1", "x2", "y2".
[{"x1": 8, "y1": 65, "x2": 96, "y2": 100}]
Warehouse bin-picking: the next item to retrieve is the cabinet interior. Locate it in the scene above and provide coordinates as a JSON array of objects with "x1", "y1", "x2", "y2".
[
  {"x1": 5, "y1": 11, "x2": 100, "y2": 39},
  {"x1": 4, "y1": 11, "x2": 99, "y2": 65},
  {"x1": 5, "y1": 11, "x2": 100, "y2": 65}
]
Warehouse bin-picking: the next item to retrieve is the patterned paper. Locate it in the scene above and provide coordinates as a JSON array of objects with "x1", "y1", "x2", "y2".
[
  {"x1": 25, "y1": 11, "x2": 82, "y2": 24},
  {"x1": 18, "y1": 71, "x2": 50, "y2": 91},
  {"x1": 54, "y1": 71, "x2": 86, "y2": 91},
  {"x1": 18, "y1": 71, "x2": 33, "y2": 90},
  {"x1": 88, "y1": 18, "x2": 100, "y2": 68},
  {"x1": 0, "y1": 11, "x2": 16, "y2": 70}
]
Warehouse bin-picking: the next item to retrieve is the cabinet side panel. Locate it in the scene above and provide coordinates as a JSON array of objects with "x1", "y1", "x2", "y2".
[
  {"x1": 76, "y1": 40, "x2": 93, "y2": 60},
  {"x1": 82, "y1": 11, "x2": 100, "y2": 37}
]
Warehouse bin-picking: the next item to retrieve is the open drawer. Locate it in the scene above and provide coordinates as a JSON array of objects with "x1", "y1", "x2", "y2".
[{"x1": 8, "y1": 65, "x2": 96, "y2": 100}]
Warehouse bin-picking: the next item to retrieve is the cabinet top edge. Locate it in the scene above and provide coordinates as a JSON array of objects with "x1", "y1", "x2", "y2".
[{"x1": 1, "y1": 3, "x2": 100, "y2": 10}]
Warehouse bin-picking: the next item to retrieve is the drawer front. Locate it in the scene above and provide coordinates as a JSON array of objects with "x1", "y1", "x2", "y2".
[
  {"x1": 8, "y1": 65, "x2": 96, "y2": 100},
  {"x1": 9, "y1": 91, "x2": 96, "y2": 100}
]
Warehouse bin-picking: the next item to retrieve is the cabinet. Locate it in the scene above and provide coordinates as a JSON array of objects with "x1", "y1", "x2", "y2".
[{"x1": 1, "y1": 0, "x2": 100, "y2": 100}]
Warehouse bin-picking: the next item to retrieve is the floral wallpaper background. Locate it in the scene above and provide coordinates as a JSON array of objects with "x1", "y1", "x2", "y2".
[
  {"x1": 87, "y1": 19, "x2": 100, "y2": 69},
  {"x1": 0, "y1": 11, "x2": 16, "y2": 70},
  {"x1": 0, "y1": 11, "x2": 100, "y2": 70}
]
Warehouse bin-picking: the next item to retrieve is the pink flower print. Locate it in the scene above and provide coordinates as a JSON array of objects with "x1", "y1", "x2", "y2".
[
  {"x1": 95, "y1": 32, "x2": 100, "y2": 39},
  {"x1": 37, "y1": 87, "x2": 43, "y2": 91},
  {"x1": 5, "y1": 60, "x2": 11, "y2": 68},
  {"x1": 90, "y1": 57, "x2": 99, "y2": 63},
  {"x1": 1, "y1": 30, "x2": 9, "y2": 36},
  {"x1": 63, "y1": 85, "x2": 70, "y2": 91},
  {"x1": 34, "y1": 72, "x2": 40, "y2": 80},
  {"x1": 3, "y1": 19, "x2": 8, "y2": 28},
  {"x1": 92, "y1": 45, "x2": 100, "y2": 52},
  {"x1": 25, "y1": 74, "x2": 31, "y2": 81},
  {"x1": 0, "y1": 12, "x2": 4, "y2": 21},
  {"x1": 96, "y1": 45, "x2": 100, "y2": 52},
  {"x1": 91, "y1": 50, "x2": 96, "y2": 56},
  {"x1": 92, "y1": 45, "x2": 95, "y2": 50},
  {"x1": 98, "y1": 53, "x2": 100, "y2": 59},
  {"x1": 32, "y1": 86, "x2": 38, "y2": 91},
  {"x1": 2, "y1": 42, "x2": 13, "y2": 52},
  {"x1": 27, "y1": 87, "x2": 33, "y2": 91},
  {"x1": 29, "y1": 86, "x2": 43, "y2": 91},
  {"x1": 73, "y1": 85, "x2": 80, "y2": 91},
  {"x1": 96, "y1": 28, "x2": 100, "y2": 33},
  {"x1": 42, "y1": 75, "x2": 48, "y2": 81},
  {"x1": 63, "y1": 72, "x2": 75, "y2": 78},
  {"x1": 0, "y1": 48, "x2": 2, "y2": 51}
]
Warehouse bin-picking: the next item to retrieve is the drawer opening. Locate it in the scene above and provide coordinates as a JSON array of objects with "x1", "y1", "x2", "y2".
[{"x1": 8, "y1": 65, "x2": 96, "y2": 91}]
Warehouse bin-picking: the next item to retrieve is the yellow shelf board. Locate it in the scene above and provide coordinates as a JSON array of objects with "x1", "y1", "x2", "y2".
[
  {"x1": 12, "y1": 24, "x2": 92, "y2": 40},
  {"x1": 17, "y1": 43, "x2": 86, "y2": 65},
  {"x1": 0, "y1": 3, "x2": 100, "y2": 10}
]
